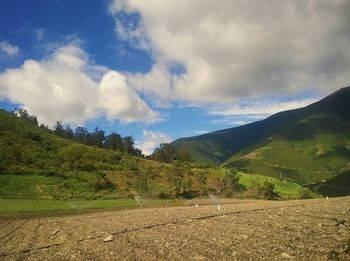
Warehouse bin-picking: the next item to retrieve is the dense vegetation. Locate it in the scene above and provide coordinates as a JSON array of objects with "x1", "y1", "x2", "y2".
[
  {"x1": 0, "y1": 97, "x2": 334, "y2": 199},
  {"x1": 2, "y1": 108, "x2": 307, "y2": 200},
  {"x1": 173, "y1": 87, "x2": 350, "y2": 195},
  {"x1": 147, "y1": 143, "x2": 193, "y2": 163},
  {"x1": 14, "y1": 108, "x2": 142, "y2": 156}
]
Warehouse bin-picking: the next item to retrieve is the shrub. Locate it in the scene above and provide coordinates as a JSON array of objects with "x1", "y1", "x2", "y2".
[
  {"x1": 300, "y1": 188, "x2": 315, "y2": 199},
  {"x1": 259, "y1": 181, "x2": 280, "y2": 200}
]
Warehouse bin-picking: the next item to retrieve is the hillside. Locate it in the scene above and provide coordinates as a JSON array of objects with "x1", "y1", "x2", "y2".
[
  {"x1": 0, "y1": 109, "x2": 313, "y2": 199},
  {"x1": 0, "y1": 109, "x2": 198, "y2": 199},
  {"x1": 173, "y1": 87, "x2": 350, "y2": 187},
  {"x1": 316, "y1": 170, "x2": 350, "y2": 196},
  {"x1": 0, "y1": 101, "x2": 343, "y2": 198}
]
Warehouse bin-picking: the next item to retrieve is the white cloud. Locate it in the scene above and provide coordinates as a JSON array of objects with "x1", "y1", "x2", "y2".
[
  {"x1": 206, "y1": 96, "x2": 319, "y2": 127},
  {"x1": 192, "y1": 130, "x2": 210, "y2": 135},
  {"x1": 210, "y1": 97, "x2": 319, "y2": 116},
  {"x1": 0, "y1": 41, "x2": 19, "y2": 56},
  {"x1": 0, "y1": 43, "x2": 160, "y2": 126},
  {"x1": 110, "y1": 0, "x2": 350, "y2": 106},
  {"x1": 209, "y1": 114, "x2": 267, "y2": 127},
  {"x1": 99, "y1": 71, "x2": 160, "y2": 123},
  {"x1": 136, "y1": 130, "x2": 171, "y2": 155}
]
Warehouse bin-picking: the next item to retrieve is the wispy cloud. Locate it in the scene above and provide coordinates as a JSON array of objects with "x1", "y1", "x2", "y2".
[
  {"x1": 209, "y1": 97, "x2": 319, "y2": 117},
  {"x1": 0, "y1": 41, "x2": 19, "y2": 56},
  {"x1": 33, "y1": 28, "x2": 45, "y2": 41},
  {"x1": 192, "y1": 130, "x2": 210, "y2": 135},
  {"x1": 209, "y1": 116, "x2": 263, "y2": 127}
]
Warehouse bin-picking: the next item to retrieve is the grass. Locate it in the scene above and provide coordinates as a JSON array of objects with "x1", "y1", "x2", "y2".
[
  {"x1": 0, "y1": 198, "x2": 177, "y2": 216},
  {"x1": 238, "y1": 172, "x2": 314, "y2": 199},
  {"x1": 317, "y1": 170, "x2": 350, "y2": 196},
  {"x1": 0, "y1": 172, "x2": 115, "y2": 199},
  {"x1": 226, "y1": 132, "x2": 350, "y2": 185}
]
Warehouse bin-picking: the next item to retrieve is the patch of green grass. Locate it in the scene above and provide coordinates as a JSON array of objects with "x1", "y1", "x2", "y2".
[
  {"x1": 238, "y1": 172, "x2": 315, "y2": 199},
  {"x1": 226, "y1": 132, "x2": 350, "y2": 185},
  {"x1": 0, "y1": 198, "x2": 175, "y2": 216},
  {"x1": 0, "y1": 172, "x2": 115, "y2": 199}
]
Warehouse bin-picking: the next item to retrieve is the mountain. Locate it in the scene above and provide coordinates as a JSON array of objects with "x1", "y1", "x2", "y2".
[{"x1": 173, "y1": 86, "x2": 350, "y2": 186}]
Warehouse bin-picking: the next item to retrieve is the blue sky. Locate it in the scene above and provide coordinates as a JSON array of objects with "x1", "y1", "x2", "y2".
[{"x1": 0, "y1": 0, "x2": 349, "y2": 154}]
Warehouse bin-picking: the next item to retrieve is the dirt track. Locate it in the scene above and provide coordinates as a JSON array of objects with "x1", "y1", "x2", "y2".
[{"x1": 0, "y1": 197, "x2": 349, "y2": 260}]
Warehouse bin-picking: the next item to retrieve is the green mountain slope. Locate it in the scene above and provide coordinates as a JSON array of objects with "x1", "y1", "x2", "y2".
[
  {"x1": 0, "y1": 110, "x2": 232, "y2": 199},
  {"x1": 317, "y1": 170, "x2": 350, "y2": 196},
  {"x1": 173, "y1": 87, "x2": 350, "y2": 187}
]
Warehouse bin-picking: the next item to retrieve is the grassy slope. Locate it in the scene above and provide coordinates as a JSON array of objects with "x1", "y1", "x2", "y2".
[
  {"x1": 225, "y1": 114, "x2": 350, "y2": 185},
  {"x1": 238, "y1": 173, "x2": 312, "y2": 199},
  {"x1": 0, "y1": 109, "x2": 318, "y2": 200},
  {"x1": 173, "y1": 87, "x2": 350, "y2": 191},
  {"x1": 317, "y1": 170, "x2": 350, "y2": 196},
  {"x1": 0, "y1": 110, "x2": 225, "y2": 199},
  {"x1": 0, "y1": 109, "x2": 181, "y2": 199}
]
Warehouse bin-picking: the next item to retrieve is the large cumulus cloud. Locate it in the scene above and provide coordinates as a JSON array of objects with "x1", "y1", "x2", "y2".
[
  {"x1": 110, "y1": 0, "x2": 350, "y2": 107},
  {"x1": 0, "y1": 43, "x2": 160, "y2": 126}
]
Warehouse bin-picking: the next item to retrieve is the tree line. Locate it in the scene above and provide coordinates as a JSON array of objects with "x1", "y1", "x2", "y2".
[
  {"x1": 12, "y1": 108, "x2": 142, "y2": 156},
  {"x1": 147, "y1": 143, "x2": 193, "y2": 163}
]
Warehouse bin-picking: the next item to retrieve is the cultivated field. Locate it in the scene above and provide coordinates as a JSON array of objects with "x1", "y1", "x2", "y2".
[{"x1": 0, "y1": 197, "x2": 349, "y2": 260}]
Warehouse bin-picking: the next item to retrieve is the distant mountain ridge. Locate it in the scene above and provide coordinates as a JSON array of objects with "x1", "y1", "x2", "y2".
[{"x1": 173, "y1": 86, "x2": 350, "y2": 188}]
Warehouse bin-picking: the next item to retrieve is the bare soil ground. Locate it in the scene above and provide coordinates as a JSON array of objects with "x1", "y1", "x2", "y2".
[{"x1": 0, "y1": 197, "x2": 349, "y2": 260}]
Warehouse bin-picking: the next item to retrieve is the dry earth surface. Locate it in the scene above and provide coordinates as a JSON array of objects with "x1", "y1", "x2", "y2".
[{"x1": 0, "y1": 197, "x2": 349, "y2": 260}]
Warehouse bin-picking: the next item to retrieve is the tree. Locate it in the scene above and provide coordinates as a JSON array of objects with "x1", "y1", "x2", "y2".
[
  {"x1": 150, "y1": 143, "x2": 176, "y2": 163},
  {"x1": 224, "y1": 168, "x2": 240, "y2": 191},
  {"x1": 53, "y1": 121, "x2": 65, "y2": 137},
  {"x1": 148, "y1": 143, "x2": 193, "y2": 163},
  {"x1": 259, "y1": 181, "x2": 280, "y2": 200},
  {"x1": 89, "y1": 127, "x2": 105, "y2": 148},
  {"x1": 64, "y1": 125, "x2": 74, "y2": 139},
  {"x1": 210, "y1": 168, "x2": 243, "y2": 194},
  {"x1": 122, "y1": 136, "x2": 135, "y2": 154},
  {"x1": 39, "y1": 123, "x2": 51, "y2": 132},
  {"x1": 74, "y1": 127, "x2": 89, "y2": 144},
  {"x1": 105, "y1": 133, "x2": 123, "y2": 151},
  {"x1": 13, "y1": 108, "x2": 38, "y2": 126}
]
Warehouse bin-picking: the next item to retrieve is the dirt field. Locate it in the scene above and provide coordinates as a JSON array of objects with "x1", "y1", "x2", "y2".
[{"x1": 0, "y1": 197, "x2": 349, "y2": 260}]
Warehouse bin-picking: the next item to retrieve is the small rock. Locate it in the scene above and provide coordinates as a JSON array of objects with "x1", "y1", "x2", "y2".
[
  {"x1": 281, "y1": 252, "x2": 292, "y2": 259},
  {"x1": 103, "y1": 235, "x2": 114, "y2": 242},
  {"x1": 338, "y1": 224, "x2": 346, "y2": 230},
  {"x1": 52, "y1": 229, "x2": 60, "y2": 235}
]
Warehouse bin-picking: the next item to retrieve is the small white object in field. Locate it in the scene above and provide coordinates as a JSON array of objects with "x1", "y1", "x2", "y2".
[
  {"x1": 195, "y1": 204, "x2": 199, "y2": 207},
  {"x1": 217, "y1": 205, "x2": 221, "y2": 212},
  {"x1": 326, "y1": 196, "x2": 329, "y2": 200},
  {"x1": 52, "y1": 230, "x2": 60, "y2": 235},
  {"x1": 103, "y1": 235, "x2": 114, "y2": 242},
  {"x1": 281, "y1": 252, "x2": 292, "y2": 259}
]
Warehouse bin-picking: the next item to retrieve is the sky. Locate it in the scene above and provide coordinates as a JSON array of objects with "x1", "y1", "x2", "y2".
[{"x1": 0, "y1": 0, "x2": 349, "y2": 155}]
